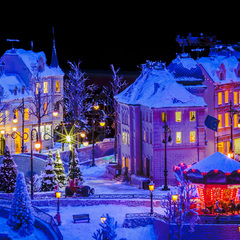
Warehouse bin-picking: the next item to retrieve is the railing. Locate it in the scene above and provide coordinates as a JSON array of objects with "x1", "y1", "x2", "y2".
[{"x1": 75, "y1": 194, "x2": 163, "y2": 199}]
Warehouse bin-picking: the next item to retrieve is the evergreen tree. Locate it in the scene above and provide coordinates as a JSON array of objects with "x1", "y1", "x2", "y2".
[
  {"x1": 0, "y1": 145, "x2": 18, "y2": 193},
  {"x1": 92, "y1": 214, "x2": 117, "y2": 240},
  {"x1": 7, "y1": 172, "x2": 35, "y2": 237},
  {"x1": 40, "y1": 150, "x2": 57, "y2": 191},
  {"x1": 54, "y1": 150, "x2": 67, "y2": 186},
  {"x1": 68, "y1": 148, "x2": 83, "y2": 181}
]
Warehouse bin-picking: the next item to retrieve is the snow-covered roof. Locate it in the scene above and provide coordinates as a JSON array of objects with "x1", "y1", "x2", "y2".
[
  {"x1": 186, "y1": 152, "x2": 240, "y2": 173},
  {"x1": 115, "y1": 61, "x2": 206, "y2": 108},
  {"x1": 4, "y1": 49, "x2": 64, "y2": 77},
  {"x1": 0, "y1": 74, "x2": 30, "y2": 100},
  {"x1": 198, "y1": 55, "x2": 240, "y2": 84}
]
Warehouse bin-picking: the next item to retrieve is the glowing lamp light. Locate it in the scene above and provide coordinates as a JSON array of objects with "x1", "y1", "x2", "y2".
[
  {"x1": 99, "y1": 120, "x2": 106, "y2": 127},
  {"x1": 192, "y1": 169, "x2": 196, "y2": 173},
  {"x1": 82, "y1": 140, "x2": 89, "y2": 147},
  {"x1": 66, "y1": 135, "x2": 71, "y2": 143},
  {"x1": 80, "y1": 132, "x2": 86, "y2": 138},
  {"x1": 53, "y1": 110, "x2": 59, "y2": 117},
  {"x1": 214, "y1": 169, "x2": 218, "y2": 173},
  {"x1": 93, "y1": 102, "x2": 100, "y2": 111},
  {"x1": 172, "y1": 194, "x2": 178, "y2": 203},
  {"x1": 228, "y1": 151, "x2": 234, "y2": 159},
  {"x1": 101, "y1": 214, "x2": 107, "y2": 224},
  {"x1": 12, "y1": 126, "x2": 17, "y2": 132},
  {"x1": 148, "y1": 181, "x2": 154, "y2": 192},
  {"x1": 35, "y1": 142, "x2": 41, "y2": 150},
  {"x1": 0, "y1": 129, "x2": 5, "y2": 135},
  {"x1": 12, "y1": 118, "x2": 18, "y2": 124},
  {"x1": 56, "y1": 191, "x2": 62, "y2": 199},
  {"x1": 237, "y1": 169, "x2": 240, "y2": 173}
]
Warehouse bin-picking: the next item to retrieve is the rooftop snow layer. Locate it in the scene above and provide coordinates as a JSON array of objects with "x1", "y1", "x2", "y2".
[{"x1": 115, "y1": 62, "x2": 206, "y2": 108}]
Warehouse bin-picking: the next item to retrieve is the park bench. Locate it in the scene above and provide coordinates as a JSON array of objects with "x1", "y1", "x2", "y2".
[{"x1": 73, "y1": 214, "x2": 90, "y2": 223}]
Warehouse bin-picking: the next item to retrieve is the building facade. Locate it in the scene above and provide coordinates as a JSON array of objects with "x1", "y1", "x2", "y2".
[
  {"x1": 115, "y1": 61, "x2": 207, "y2": 187},
  {"x1": 0, "y1": 44, "x2": 64, "y2": 154}
]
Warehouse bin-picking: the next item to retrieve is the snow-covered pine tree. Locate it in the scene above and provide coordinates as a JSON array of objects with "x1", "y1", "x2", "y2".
[
  {"x1": 68, "y1": 148, "x2": 83, "y2": 181},
  {"x1": 92, "y1": 214, "x2": 117, "y2": 240},
  {"x1": 40, "y1": 150, "x2": 57, "y2": 191},
  {"x1": 0, "y1": 145, "x2": 18, "y2": 193},
  {"x1": 54, "y1": 150, "x2": 67, "y2": 186},
  {"x1": 7, "y1": 172, "x2": 35, "y2": 237}
]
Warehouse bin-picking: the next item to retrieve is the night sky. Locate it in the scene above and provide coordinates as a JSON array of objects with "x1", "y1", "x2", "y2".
[{"x1": 1, "y1": 4, "x2": 238, "y2": 72}]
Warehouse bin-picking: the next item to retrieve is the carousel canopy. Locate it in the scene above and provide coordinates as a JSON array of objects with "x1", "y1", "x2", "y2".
[{"x1": 186, "y1": 152, "x2": 240, "y2": 174}]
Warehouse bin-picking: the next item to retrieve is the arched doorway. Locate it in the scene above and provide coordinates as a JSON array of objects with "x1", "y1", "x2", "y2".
[{"x1": 15, "y1": 132, "x2": 21, "y2": 154}]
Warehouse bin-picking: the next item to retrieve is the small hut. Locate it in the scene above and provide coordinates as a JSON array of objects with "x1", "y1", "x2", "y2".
[{"x1": 184, "y1": 152, "x2": 240, "y2": 213}]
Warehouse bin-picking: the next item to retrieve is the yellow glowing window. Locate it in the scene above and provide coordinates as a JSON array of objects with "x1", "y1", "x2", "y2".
[
  {"x1": 218, "y1": 92, "x2": 222, "y2": 105},
  {"x1": 122, "y1": 157, "x2": 125, "y2": 168},
  {"x1": 36, "y1": 83, "x2": 40, "y2": 94},
  {"x1": 190, "y1": 131, "x2": 196, "y2": 143},
  {"x1": 225, "y1": 91, "x2": 229, "y2": 103},
  {"x1": 234, "y1": 92, "x2": 238, "y2": 105},
  {"x1": 56, "y1": 81, "x2": 60, "y2": 92},
  {"x1": 176, "y1": 132, "x2": 182, "y2": 143},
  {"x1": 225, "y1": 112, "x2": 229, "y2": 127},
  {"x1": 43, "y1": 81, "x2": 48, "y2": 93},
  {"x1": 217, "y1": 142, "x2": 224, "y2": 154},
  {"x1": 162, "y1": 112, "x2": 167, "y2": 122},
  {"x1": 24, "y1": 128, "x2": 29, "y2": 142},
  {"x1": 24, "y1": 108, "x2": 29, "y2": 121},
  {"x1": 175, "y1": 112, "x2": 181, "y2": 122},
  {"x1": 190, "y1": 111, "x2": 196, "y2": 121},
  {"x1": 234, "y1": 114, "x2": 238, "y2": 128},
  {"x1": 218, "y1": 114, "x2": 222, "y2": 128},
  {"x1": 44, "y1": 102, "x2": 48, "y2": 114}
]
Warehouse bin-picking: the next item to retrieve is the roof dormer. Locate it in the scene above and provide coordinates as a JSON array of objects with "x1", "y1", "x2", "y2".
[{"x1": 216, "y1": 63, "x2": 226, "y2": 80}]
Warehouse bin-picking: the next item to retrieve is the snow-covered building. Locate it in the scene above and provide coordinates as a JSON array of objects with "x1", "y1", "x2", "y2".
[
  {"x1": 115, "y1": 61, "x2": 207, "y2": 187},
  {"x1": 198, "y1": 54, "x2": 240, "y2": 157},
  {"x1": 0, "y1": 41, "x2": 64, "y2": 154}
]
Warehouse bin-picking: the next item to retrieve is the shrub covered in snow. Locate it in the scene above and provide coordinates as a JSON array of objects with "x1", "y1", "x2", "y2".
[
  {"x1": 40, "y1": 150, "x2": 57, "y2": 191},
  {"x1": 68, "y1": 148, "x2": 83, "y2": 181},
  {"x1": 0, "y1": 145, "x2": 18, "y2": 193},
  {"x1": 7, "y1": 172, "x2": 35, "y2": 237}
]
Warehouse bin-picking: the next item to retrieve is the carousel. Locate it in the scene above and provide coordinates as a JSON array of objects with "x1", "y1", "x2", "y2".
[{"x1": 177, "y1": 152, "x2": 240, "y2": 214}]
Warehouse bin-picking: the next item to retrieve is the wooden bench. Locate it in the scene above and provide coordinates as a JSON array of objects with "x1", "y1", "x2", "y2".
[{"x1": 73, "y1": 214, "x2": 90, "y2": 223}]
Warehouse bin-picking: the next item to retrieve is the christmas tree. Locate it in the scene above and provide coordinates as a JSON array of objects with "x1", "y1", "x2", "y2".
[
  {"x1": 40, "y1": 150, "x2": 57, "y2": 191},
  {"x1": 0, "y1": 145, "x2": 18, "y2": 193},
  {"x1": 54, "y1": 150, "x2": 67, "y2": 186},
  {"x1": 7, "y1": 172, "x2": 35, "y2": 237},
  {"x1": 68, "y1": 148, "x2": 83, "y2": 181},
  {"x1": 92, "y1": 214, "x2": 118, "y2": 240}
]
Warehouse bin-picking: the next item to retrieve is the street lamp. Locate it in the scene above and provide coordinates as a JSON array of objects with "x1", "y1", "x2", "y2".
[
  {"x1": 55, "y1": 190, "x2": 62, "y2": 226},
  {"x1": 30, "y1": 128, "x2": 41, "y2": 200},
  {"x1": 162, "y1": 120, "x2": 171, "y2": 191},
  {"x1": 149, "y1": 181, "x2": 154, "y2": 215},
  {"x1": 101, "y1": 214, "x2": 107, "y2": 224}
]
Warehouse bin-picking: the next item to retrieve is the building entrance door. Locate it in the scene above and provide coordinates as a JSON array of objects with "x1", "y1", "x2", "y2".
[{"x1": 15, "y1": 132, "x2": 21, "y2": 154}]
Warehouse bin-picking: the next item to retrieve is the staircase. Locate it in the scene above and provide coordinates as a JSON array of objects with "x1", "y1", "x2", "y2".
[{"x1": 114, "y1": 175, "x2": 129, "y2": 182}]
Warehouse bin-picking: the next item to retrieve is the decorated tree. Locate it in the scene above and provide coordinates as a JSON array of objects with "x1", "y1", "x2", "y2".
[
  {"x1": 54, "y1": 150, "x2": 67, "y2": 186},
  {"x1": 92, "y1": 214, "x2": 118, "y2": 240},
  {"x1": 7, "y1": 172, "x2": 35, "y2": 237},
  {"x1": 68, "y1": 148, "x2": 82, "y2": 181},
  {"x1": 0, "y1": 145, "x2": 18, "y2": 193},
  {"x1": 40, "y1": 150, "x2": 57, "y2": 191}
]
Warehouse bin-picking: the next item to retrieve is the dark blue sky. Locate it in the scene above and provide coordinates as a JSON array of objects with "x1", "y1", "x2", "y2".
[{"x1": 1, "y1": 4, "x2": 238, "y2": 71}]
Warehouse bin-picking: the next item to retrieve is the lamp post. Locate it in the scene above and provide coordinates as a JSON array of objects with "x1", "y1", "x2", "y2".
[
  {"x1": 30, "y1": 128, "x2": 41, "y2": 200},
  {"x1": 162, "y1": 120, "x2": 171, "y2": 191},
  {"x1": 55, "y1": 190, "x2": 62, "y2": 226},
  {"x1": 149, "y1": 181, "x2": 154, "y2": 215}
]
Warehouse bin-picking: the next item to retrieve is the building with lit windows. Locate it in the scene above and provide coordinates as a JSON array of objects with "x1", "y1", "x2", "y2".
[
  {"x1": 115, "y1": 60, "x2": 207, "y2": 187},
  {"x1": 0, "y1": 40, "x2": 64, "y2": 154},
  {"x1": 198, "y1": 54, "x2": 240, "y2": 157}
]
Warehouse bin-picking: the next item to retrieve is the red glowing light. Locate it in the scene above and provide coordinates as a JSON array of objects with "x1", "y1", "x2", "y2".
[
  {"x1": 192, "y1": 169, "x2": 196, "y2": 172},
  {"x1": 214, "y1": 169, "x2": 218, "y2": 173},
  {"x1": 237, "y1": 169, "x2": 240, "y2": 173}
]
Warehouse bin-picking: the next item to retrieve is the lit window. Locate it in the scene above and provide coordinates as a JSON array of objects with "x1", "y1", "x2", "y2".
[
  {"x1": 56, "y1": 81, "x2": 60, "y2": 92},
  {"x1": 36, "y1": 83, "x2": 40, "y2": 94},
  {"x1": 190, "y1": 131, "x2": 196, "y2": 143},
  {"x1": 218, "y1": 114, "x2": 222, "y2": 128},
  {"x1": 24, "y1": 108, "x2": 29, "y2": 121},
  {"x1": 225, "y1": 112, "x2": 229, "y2": 127},
  {"x1": 234, "y1": 92, "x2": 238, "y2": 105},
  {"x1": 234, "y1": 114, "x2": 238, "y2": 128},
  {"x1": 122, "y1": 157, "x2": 125, "y2": 168},
  {"x1": 225, "y1": 91, "x2": 229, "y2": 103},
  {"x1": 218, "y1": 92, "x2": 222, "y2": 105},
  {"x1": 43, "y1": 82, "x2": 48, "y2": 93},
  {"x1": 44, "y1": 102, "x2": 48, "y2": 114},
  {"x1": 217, "y1": 142, "x2": 224, "y2": 154},
  {"x1": 175, "y1": 112, "x2": 181, "y2": 122},
  {"x1": 176, "y1": 132, "x2": 182, "y2": 143},
  {"x1": 162, "y1": 112, "x2": 167, "y2": 122},
  {"x1": 24, "y1": 128, "x2": 29, "y2": 142},
  {"x1": 143, "y1": 131, "x2": 146, "y2": 142},
  {"x1": 190, "y1": 111, "x2": 196, "y2": 121}
]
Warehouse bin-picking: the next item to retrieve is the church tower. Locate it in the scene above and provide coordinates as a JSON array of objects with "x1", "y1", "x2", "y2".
[{"x1": 50, "y1": 27, "x2": 59, "y2": 68}]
